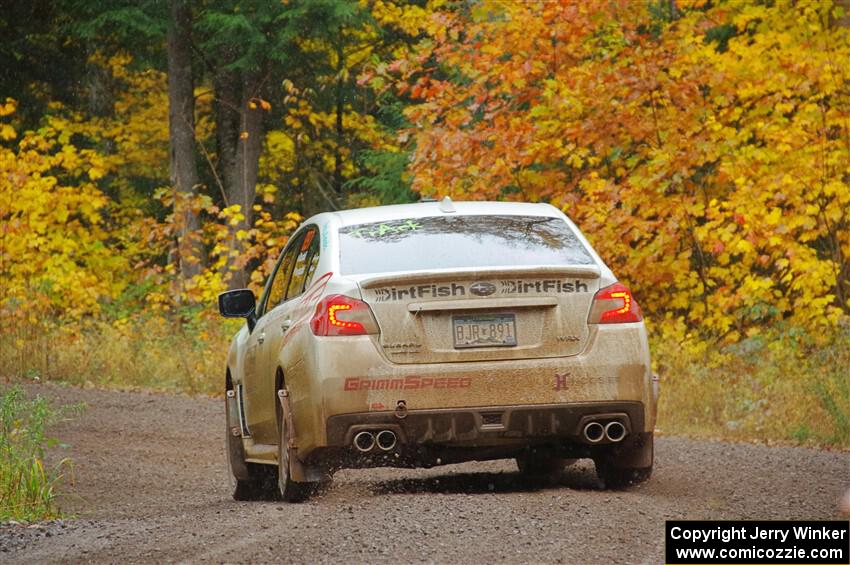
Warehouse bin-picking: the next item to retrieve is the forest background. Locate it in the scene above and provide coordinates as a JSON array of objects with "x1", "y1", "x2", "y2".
[{"x1": 1, "y1": 0, "x2": 848, "y2": 448}]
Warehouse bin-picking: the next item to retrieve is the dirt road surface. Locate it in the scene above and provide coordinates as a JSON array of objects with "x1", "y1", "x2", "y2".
[{"x1": 1, "y1": 384, "x2": 848, "y2": 564}]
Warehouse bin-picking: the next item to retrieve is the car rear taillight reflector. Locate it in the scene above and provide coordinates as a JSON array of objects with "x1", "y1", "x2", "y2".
[
  {"x1": 588, "y1": 282, "x2": 643, "y2": 324},
  {"x1": 310, "y1": 294, "x2": 378, "y2": 336}
]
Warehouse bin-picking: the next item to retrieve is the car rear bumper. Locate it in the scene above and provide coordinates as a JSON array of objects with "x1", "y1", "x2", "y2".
[
  {"x1": 326, "y1": 400, "x2": 645, "y2": 447},
  {"x1": 298, "y1": 401, "x2": 650, "y2": 470},
  {"x1": 290, "y1": 323, "x2": 656, "y2": 457}
]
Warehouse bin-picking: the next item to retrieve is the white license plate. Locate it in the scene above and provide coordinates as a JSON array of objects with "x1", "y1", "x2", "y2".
[{"x1": 452, "y1": 314, "x2": 517, "y2": 349}]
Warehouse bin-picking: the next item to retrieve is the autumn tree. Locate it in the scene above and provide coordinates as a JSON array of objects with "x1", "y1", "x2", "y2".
[
  {"x1": 389, "y1": 0, "x2": 850, "y2": 343},
  {"x1": 0, "y1": 0, "x2": 435, "y2": 306}
]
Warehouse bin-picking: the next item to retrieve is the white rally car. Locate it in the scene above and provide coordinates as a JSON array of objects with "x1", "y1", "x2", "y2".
[{"x1": 219, "y1": 198, "x2": 657, "y2": 501}]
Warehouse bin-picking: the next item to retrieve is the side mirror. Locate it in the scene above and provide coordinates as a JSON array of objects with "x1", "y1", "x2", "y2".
[{"x1": 218, "y1": 289, "x2": 256, "y2": 318}]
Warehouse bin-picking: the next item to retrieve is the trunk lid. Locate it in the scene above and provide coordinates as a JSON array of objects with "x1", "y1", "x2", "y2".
[{"x1": 357, "y1": 266, "x2": 600, "y2": 364}]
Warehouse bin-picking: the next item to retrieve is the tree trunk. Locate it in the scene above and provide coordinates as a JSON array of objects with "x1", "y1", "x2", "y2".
[
  {"x1": 234, "y1": 69, "x2": 265, "y2": 227},
  {"x1": 167, "y1": 0, "x2": 202, "y2": 280},
  {"x1": 215, "y1": 66, "x2": 267, "y2": 289},
  {"x1": 214, "y1": 66, "x2": 240, "y2": 208},
  {"x1": 333, "y1": 38, "x2": 345, "y2": 194}
]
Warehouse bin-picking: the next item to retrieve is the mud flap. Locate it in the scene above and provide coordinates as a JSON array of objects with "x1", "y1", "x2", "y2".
[
  {"x1": 610, "y1": 432, "x2": 653, "y2": 469},
  {"x1": 226, "y1": 389, "x2": 251, "y2": 481},
  {"x1": 277, "y1": 390, "x2": 330, "y2": 483}
]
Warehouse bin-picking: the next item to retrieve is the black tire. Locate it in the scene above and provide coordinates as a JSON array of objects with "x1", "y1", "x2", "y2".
[
  {"x1": 516, "y1": 449, "x2": 573, "y2": 480},
  {"x1": 594, "y1": 432, "x2": 654, "y2": 490},
  {"x1": 277, "y1": 390, "x2": 313, "y2": 503},
  {"x1": 226, "y1": 393, "x2": 273, "y2": 501},
  {"x1": 595, "y1": 463, "x2": 653, "y2": 489}
]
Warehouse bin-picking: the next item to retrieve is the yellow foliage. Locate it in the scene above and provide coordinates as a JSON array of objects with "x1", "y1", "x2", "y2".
[
  {"x1": 0, "y1": 101, "x2": 128, "y2": 322},
  {"x1": 259, "y1": 130, "x2": 296, "y2": 182},
  {"x1": 369, "y1": 0, "x2": 432, "y2": 36},
  {"x1": 0, "y1": 98, "x2": 16, "y2": 117}
]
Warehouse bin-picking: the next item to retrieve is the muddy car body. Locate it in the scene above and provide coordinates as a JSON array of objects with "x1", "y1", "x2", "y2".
[{"x1": 219, "y1": 199, "x2": 657, "y2": 501}]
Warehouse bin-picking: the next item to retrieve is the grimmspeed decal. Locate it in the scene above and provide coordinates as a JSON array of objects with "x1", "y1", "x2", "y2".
[
  {"x1": 372, "y1": 279, "x2": 590, "y2": 302},
  {"x1": 344, "y1": 376, "x2": 472, "y2": 391}
]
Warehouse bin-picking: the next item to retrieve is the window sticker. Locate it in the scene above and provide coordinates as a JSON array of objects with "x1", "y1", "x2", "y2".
[
  {"x1": 344, "y1": 219, "x2": 422, "y2": 240},
  {"x1": 321, "y1": 224, "x2": 330, "y2": 250},
  {"x1": 301, "y1": 229, "x2": 316, "y2": 251}
]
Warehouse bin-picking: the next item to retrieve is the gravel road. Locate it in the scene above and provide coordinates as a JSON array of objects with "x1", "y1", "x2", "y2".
[{"x1": 1, "y1": 384, "x2": 847, "y2": 564}]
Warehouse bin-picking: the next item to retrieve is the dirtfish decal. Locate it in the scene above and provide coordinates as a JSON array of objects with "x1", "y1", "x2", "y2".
[
  {"x1": 373, "y1": 279, "x2": 590, "y2": 302},
  {"x1": 499, "y1": 279, "x2": 588, "y2": 294},
  {"x1": 374, "y1": 283, "x2": 466, "y2": 302}
]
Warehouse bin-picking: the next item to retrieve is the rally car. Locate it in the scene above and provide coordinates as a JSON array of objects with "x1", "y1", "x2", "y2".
[{"x1": 218, "y1": 198, "x2": 657, "y2": 501}]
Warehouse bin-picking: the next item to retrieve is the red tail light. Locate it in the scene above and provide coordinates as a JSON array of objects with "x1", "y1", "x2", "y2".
[
  {"x1": 310, "y1": 295, "x2": 378, "y2": 336},
  {"x1": 588, "y1": 282, "x2": 643, "y2": 324}
]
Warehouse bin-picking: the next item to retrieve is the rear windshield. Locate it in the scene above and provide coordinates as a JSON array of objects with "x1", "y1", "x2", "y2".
[{"x1": 338, "y1": 215, "x2": 594, "y2": 276}]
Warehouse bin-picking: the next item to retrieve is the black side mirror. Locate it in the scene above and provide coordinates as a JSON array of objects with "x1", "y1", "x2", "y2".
[{"x1": 218, "y1": 289, "x2": 256, "y2": 318}]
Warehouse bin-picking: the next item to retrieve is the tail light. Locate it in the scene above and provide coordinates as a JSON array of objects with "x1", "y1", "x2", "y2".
[
  {"x1": 588, "y1": 282, "x2": 643, "y2": 324},
  {"x1": 310, "y1": 294, "x2": 379, "y2": 336}
]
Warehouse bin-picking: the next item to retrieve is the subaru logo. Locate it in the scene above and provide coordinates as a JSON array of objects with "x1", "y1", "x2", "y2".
[{"x1": 469, "y1": 281, "x2": 496, "y2": 297}]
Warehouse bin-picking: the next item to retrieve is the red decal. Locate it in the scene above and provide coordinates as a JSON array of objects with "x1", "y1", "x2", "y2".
[
  {"x1": 281, "y1": 272, "x2": 334, "y2": 347},
  {"x1": 299, "y1": 271, "x2": 332, "y2": 304},
  {"x1": 343, "y1": 376, "x2": 471, "y2": 391},
  {"x1": 301, "y1": 230, "x2": 316, "y2": 251},
  {"x1": 344, "y1": 377, "x2": 359, "y2": 391},
  {"x1": 553, "y1": 372, "x2": 569, "y2": 391}
]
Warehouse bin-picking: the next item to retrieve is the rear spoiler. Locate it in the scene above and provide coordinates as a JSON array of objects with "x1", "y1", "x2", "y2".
[{"x1": 357, "y1": 265, "x2": 601, "y2": 289}]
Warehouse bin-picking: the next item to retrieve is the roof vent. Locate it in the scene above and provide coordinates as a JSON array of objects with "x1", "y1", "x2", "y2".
[{"x1": 438, "y1": 195, "x2": 456, "y2": 213}]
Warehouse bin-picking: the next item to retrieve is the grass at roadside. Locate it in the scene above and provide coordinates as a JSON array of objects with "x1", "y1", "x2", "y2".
[
  {"x1": 0, "y1": 386, "x2": 83, "y2": 522},
  {"x1": 656, "y1": 323, "x2": 850, "y2": 449},
  {"x1": 0, "y1": 310, "x2": 239, "y2": 396}
]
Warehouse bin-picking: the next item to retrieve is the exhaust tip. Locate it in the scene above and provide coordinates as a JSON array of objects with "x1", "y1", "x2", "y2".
[
  {"x1": 353, "y1": 431, "x2": 376, "y2": 452},
  {"x1": 583, "y1": 421, "x2": 605, "y2": 443},
  {"x1": 605, "y1": 421, "x2": 626, "y2": 442},
  {"x1": 375, "y1": 430, "x2": 397, "y2": 451}
]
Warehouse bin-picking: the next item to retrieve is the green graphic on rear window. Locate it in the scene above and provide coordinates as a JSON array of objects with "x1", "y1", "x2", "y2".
[
  {"x1": 338, "y1": 215, "x2": 594, "y2": 276},
  {"x1": 346, "y1": 219, "x2": 422, "y2": 240}
]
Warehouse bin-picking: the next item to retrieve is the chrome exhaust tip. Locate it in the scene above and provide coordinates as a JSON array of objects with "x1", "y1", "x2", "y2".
[
  {"x1": 605, "y1": 421, "x2": 626, "y2": 443},
  {"x1": 583, "y1": 421, "x2": 605, "y2": 443},
  {"x1": 353, "y1": 431, "x2": 376, "y2": 452},
  {"x1": 375, "y1": 430, "x2": 397, "y2": 451}
]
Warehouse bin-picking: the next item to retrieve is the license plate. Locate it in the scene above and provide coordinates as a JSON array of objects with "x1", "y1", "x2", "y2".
[{"x1": 452, "y1": 314, "x2": 517, "y2": 349}]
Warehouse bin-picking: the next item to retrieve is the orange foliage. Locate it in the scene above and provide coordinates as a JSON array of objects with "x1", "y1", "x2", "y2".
[{"x1": 390, "y1": 0, "x2": 850, "y2": 343}]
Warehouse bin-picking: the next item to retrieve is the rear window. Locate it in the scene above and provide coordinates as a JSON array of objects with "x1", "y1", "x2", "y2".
[{"x1": 338, "y1": 215, "x2": 594, "y2": 276}]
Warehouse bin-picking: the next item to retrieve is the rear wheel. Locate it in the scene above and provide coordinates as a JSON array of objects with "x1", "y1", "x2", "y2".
[
  {"x1": 277, "y1": 389, "x2": 313, "y2": 503},
  {"x1": 594, "y1": 432, "x2": 654, "y2": 489}
]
